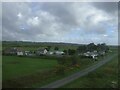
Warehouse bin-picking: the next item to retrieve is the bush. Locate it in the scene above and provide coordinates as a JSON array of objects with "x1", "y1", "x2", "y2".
[
  {"x1": 68, "y1": 49, "x2": 76, "y2": 55},
  {"x1": 70, "y1": 55, "x2": 79, "y2": 66},
  {"x1": 54, "y1": 65, "x2": 66, "y2": 76},
  {"x1": 57, "y1": 56, "x2": 73, "y2": 67},
  {"x1": 57, "y1": 55, "x2": 79, "y2": 67}
]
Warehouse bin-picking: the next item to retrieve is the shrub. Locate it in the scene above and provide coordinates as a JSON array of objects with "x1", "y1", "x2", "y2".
[
  {"x1": 70, "y1": 55, "x2": 79, "y2": 66},
  {"x1": 54, "y1": 65, "x2": 66, "y2": 76}
]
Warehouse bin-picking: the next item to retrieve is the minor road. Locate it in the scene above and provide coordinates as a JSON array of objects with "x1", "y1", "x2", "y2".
[{"x1": 36, "y1": 54, "x2": 117, "y2": 89}]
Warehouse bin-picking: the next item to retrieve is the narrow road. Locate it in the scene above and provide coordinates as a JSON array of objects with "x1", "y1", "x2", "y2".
[{"x1": 36, "y1": 54, "x2": 117, "y2": 89}]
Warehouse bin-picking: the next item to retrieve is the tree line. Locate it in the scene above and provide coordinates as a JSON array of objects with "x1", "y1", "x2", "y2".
[{"x1": 62, "y1": 43, "x2": 109, "y2": 55}]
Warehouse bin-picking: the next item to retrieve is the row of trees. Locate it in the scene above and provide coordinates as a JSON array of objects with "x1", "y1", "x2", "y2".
[
  {"x1": 63, "y1": 43, "x2": 109, "y2": 55},
  {"x1": 77, "y1": 43, "x2": 109, "y2": 53}
]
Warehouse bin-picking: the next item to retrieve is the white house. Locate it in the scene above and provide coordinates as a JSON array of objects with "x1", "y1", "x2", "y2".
[
  {"x1": 91, "y1": 54, "x2": 98, "y2": 59},
  {"x1": 24, "y1": 51, "x2": 30, "y2": 56},
  {"x1": 36, "y1": 48, "x2": 48, "y2": 55},
  {"x1": 83, "y1": 51, "x2": 98, "y2": 59},
  {"x1": 17, "y1": 51, "x2": 24, "y2": 56},
  {"x1": 47, "y1": 51, "x2": 54, "y2": 55},
  {"x1": 43, "y1": 49, "x2": 48, "y2": 54},
  {"x1": 55, "y1": 51, "x2": 65, "y2": 55},
  {"x1": 83, "y1": 51, "x2": 91, "y2": 57}
]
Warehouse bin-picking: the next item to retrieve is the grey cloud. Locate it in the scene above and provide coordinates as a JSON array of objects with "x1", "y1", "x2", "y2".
[
  {"x1": 92, "y1": 2, "x2": 118, "y2": 15},
  {"x1": 2, "y1": 2, "x2": 118, "y2": 45},
  {"x1": 39, "y1": 2, "x2": 79, "y2": 27}
]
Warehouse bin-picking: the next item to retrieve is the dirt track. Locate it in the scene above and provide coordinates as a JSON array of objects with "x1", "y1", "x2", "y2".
[{"x1": 36, "y1": 54, "x2": 117, "y2": 89}]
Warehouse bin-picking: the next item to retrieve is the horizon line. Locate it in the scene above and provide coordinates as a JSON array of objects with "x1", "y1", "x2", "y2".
[{"x1": 2, "y1": 40, "x2": 119, "y2": 46}]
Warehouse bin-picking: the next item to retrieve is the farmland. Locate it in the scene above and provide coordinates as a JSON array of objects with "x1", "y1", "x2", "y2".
[
  {"x1": 3, "y1": 56, "x2": 57, "y2": 80},
  {"x1": 2, "y1": 55, "x2": 98, "y2": 88},
  {"x1": 2, "y1": 1, "x2": 119, "y2": 89},
  {"x1": 2, "y1": 41, "x2": 118, "y2": 88}
]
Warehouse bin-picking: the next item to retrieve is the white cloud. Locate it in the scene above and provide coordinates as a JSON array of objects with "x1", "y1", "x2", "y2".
[
  {"x1": 27, "y1": 16, "x2": 40, "y2": 26},
  {"x1": 17, "y1": 12, "x2": 23, "y2": 19},
  {"x1": 103, "y1": 34, "x2": 108, "y2": 37}
]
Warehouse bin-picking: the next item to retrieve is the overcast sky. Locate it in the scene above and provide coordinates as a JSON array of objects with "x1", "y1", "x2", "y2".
[{"x1": 2, "y1": 2, "x2": 118, "y2": 45}]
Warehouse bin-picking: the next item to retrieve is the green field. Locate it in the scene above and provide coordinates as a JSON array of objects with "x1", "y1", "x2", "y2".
[
  {"x1": 2, "y1": 41, "x2": 118, "y2": 88},
  {"x1": 3, "y1": 56, "x2": 57, "y2": 80},
  {"x1": 3, "y1": 55, "x2": 101, "y2": 88},
  {"x1": 2, "y1": 48, "x2": 118, "y2": 88},
  {"x1": 62, "y1": 54, "x2": 118, "y2": 88}
]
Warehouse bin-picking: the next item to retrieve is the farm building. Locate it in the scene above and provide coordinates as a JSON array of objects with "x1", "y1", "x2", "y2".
[
  {"x1": 82, "y1": 51, "x2": 98, "y2": 59},
  {"x1": 47, "y1": 51, "x2": 54, "y2": 55},
  {"x1": 90, "y1": 52, "x2": 98, "y2": 59},
  {"x1": 24, "y1": 51, "x2": 32, "y2": 56},
  {"x1": 36, "y1": 48, "x2": 48, "y2": 55},
  {"x1": 98, "y1": 51, "x2": 105, "y2": 56},
  {"x1": 3, "y1": 47, "x2": 23, "y2": 55},
  {"x1": 54, "y1": 51, "x2": 65, "y2": 55},
  {"x1": 17, "y1": 51, "x2": 24, "y2": 56},
  {"x1": 17, "y1": 50, "x2": 35, "y2": 56},
  {"x1": 83, "y1": 51, "x2": 91, "y2": 57}
]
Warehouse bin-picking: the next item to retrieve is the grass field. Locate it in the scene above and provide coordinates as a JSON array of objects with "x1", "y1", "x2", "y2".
[
  {"x1": 2, "y1": 45, "x2": 118, "y2": 88},
  {"x1": 3, "y1": 56, "x2": 57, "y2": 80},
  {"x1": 3, "y1": 54, "x2": 101, "y2": 88},
  {"x1": 61, "y1": 54, "x2": 118, "y2": 88}
]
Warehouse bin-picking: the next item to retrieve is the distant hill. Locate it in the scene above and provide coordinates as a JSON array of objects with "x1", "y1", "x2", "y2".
[{"x1": 2, "y1": 41, "x2": 84, "y2": 47}]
